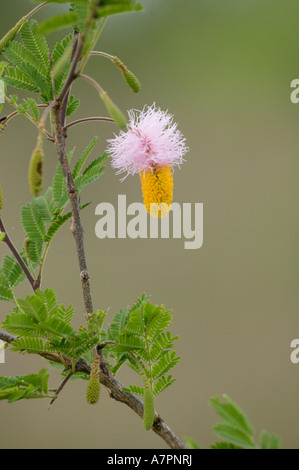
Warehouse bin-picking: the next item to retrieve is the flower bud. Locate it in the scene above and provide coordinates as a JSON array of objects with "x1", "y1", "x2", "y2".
[
  {"x1": 100, "y1": 91, "x2": 126, "y2": 129},
  {"x1": 142, "y1": 372, "x2": 155, "y2": 430},
  {"x1": 86, "y1": 354, "x2": 100, "y2": 405},
  {"x1": 113, "y1": 57, "x2": 141, "y2": 93},
  {"x1": 0, "y1": 18, "x2": 27, "y2": 55},
  {"x1": 0, "y1": 184, "x2": 3, "y2": 210},
  {"x1": 28, "y1": 134, "x2": 44, "y2": 197}
]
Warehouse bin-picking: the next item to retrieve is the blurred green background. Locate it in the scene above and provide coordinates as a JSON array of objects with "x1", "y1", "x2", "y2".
[{"x1": 0, "y1": 0, "x2": 298, "y2": 449}]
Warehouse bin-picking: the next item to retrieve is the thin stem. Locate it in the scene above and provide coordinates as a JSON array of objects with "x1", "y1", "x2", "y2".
[
  {"x1": 39, "y1": 101, "x2": 55, "y2": 130},
  {"x1": 77, "y1": 17, "x2": 108, "y2": 75},
  {"x1": 36, "y1": 242, "x2": 50, "y2": 286},
  {"x1": 78, "y1": 73, "x2": 104, "y2": 94},
  {"x1": 63, "y1": 116, "x2": 114, "y2": 131},
  {"x1": 52, "y1": 103, "x2": 93, "y2": 320},
  {"x1": 24, "y1": 1, "x2": 48, "y2": 21},
  {"x1": 0, "y1": 216, "x2": 37, "y2": 291},
  {"x1": 49, "y1": 54, "x2": 56, "y2": 102},
  {"x1": 89, "y1": 50, "x2": 114, "y2": 60},
  {"x1": 49, "y1": 371, "x2": 73, "y2": 408},
  {"x1": 1, "y1": 105, "x2": 54, "y2": 141},
  {"x1": 57, "y1": 2, "x2": 99, "y2": 103}
]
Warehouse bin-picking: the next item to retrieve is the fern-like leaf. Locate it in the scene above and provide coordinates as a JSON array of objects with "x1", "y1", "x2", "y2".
[
  {"x1": 52, "y1": 34, "x2": 72, "y2": 94},
  {"x1": 20, "y1": 21, "x2": 50, "y2": 77},
  {"x1": 39, "y1": 12, "x2": 79, "y2": 35},
  {"x1": 0, "y1": 255, "x2": 25, "y2": 289},
  {"x1": 21, "y1": 201, "x2": 46, "y2": 242},
  {"x1": 66, "y1": 95, "x2": 80, "y2": 116},
  {"x1": 72, "y1": 136, "x2": 99, "y2": 179},
  {"x1": 4, "y1": 66, "x2": 39, "y2": 92}
]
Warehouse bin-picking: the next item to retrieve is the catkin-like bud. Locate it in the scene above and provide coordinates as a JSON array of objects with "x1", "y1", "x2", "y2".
[
  {"x1": 86, "y1": 354, "x2": 100, "y2": 405},
  {"x1": 0, "y1": 18, "x2": 26, "y2": 55},
  {"x1": 100, "y1": 91, "x2": 127, "y2": 129},
  {"x1": 28, "y1": 133, "x2": 44, "y2": 197},
  {"x1": 0, "y1": 184, "x2": 3, "y2": 210},
  {"x1": 142, "y1": 373, "x2": 155, "y2": 431},
  {"x1": 113, "y1": 57, "x2": 141, "y2": 93}
]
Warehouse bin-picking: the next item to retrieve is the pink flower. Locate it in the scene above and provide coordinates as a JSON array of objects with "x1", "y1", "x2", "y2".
[{"x1": 107, "y1": 104, "x2": 188, "y2": 178}]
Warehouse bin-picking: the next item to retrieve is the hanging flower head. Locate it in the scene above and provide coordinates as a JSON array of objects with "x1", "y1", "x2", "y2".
[{"x1": 107, "y1": 103, "x2": 188, "y2": 217}]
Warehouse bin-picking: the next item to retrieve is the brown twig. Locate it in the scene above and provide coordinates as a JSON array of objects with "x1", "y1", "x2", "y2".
[
  {"x1": 0, "y1": 106, "x2": 54, "y2": 141},
  {"x1": 52, "y1": 102, "x2": 93, "y2": 320},
  {"x1": 0, "y1": 330, "x2": 186, "y2": 449},
  {"x1": 63, "y1": 116, "x2": 114, "y2": 131},
  {"x1": 0, "y1": 216, "x2": 38, "y2": 291},
  {"x1": 49, "y1": 371, "x2": 73, "y2": 408}
]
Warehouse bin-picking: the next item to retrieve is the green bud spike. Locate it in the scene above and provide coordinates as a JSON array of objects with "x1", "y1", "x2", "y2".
[
  {"x1": 0, "y1": 184, "x2": 3, "y2": 210},
  {"x1": 86, "y1": 354, "x2": 100, "y2": 405},
  {"x1": 28, "y1": 133, "x2": 44, "y2": 197},
  {"x1": 0, "y1": 18, "x2": 27, "y2": 55},
  {"x1": 100, "y1": 91, "x2": 127, "y2": 129},
  {"x1": 24, "y1": 237, "x2": 31, "y2": 260},
  {"x1": 113, "y1": 57, "x2": 141, "y2": 93},
  {"x1": 142, "y1": 373, "x2": 155, "y2": 430}
]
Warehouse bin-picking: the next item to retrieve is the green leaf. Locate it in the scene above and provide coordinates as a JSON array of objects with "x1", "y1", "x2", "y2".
[
  {"x1": 51, "y1": 148, "x2": 75, "y2": 207},
  {"x1": 0, "y1": 232, "x2": 5, "y2": 242},
  {"x1": 44, "y1": 212, "x2": 72, "y2": 244},
  {"x1": 4, "y1": 40, "x2": 51, "y2": 98},
  {"x1": 39, "y1": 12, "x2": 79, "y2": 35},
  {"x1": 123, "y1": 384, "x2": 144, "y2": 396},
  {"x1": 184, "y1": 436, "x2": 201, "y2": 450},
  {"x1": 153, "y1": 375, "x2": 176, "y2": 397},
  {"x1": 4, "y1": 66, "x2": 39, "y2": 93},
  {"x1": 105, "y1": 295, "x2": 179, "y2": 398},
  {"x1": 20, "y1": 21, "x2": 50, "y2": 76},
  {"x1": 66, "y1": 95, "x2": 80, "y2": 116},
  {"x1": 11, "y1": 337, "x2": 47, "y2": 354},
  {"x1": 73, "y1": 137, "x2": 99, "y2": 179},
  {"x1": 0, "y1": 273, "x2": 14, "y2": 301},
  {"x1": 82, "y1": 153, "x2": 109, "y2": 175},
  {"x1": 151, "y1": 351, "x2": 180, "y2": 381},
  {"x1": 26, "y1": 98, "x2": 39, "y2": 121},
  {"x1": 52, "y1": 164, "x2": 66, "y2": 204},
  {"x1": 44, "y1": 202, "x2": 90, "y2": 244},
  {"x1": 96, "y1": 2, "x2": 143, "y2": 20},
  {"x1": 259, "y1": 430, "x2": 280, "y2": 449},
  {"x1": 75, "y1": 164, "x2": 105, "y2": 191},
  {"x1": 213, "y1": 423, "x2": 255, "y2": 449},
  {"x1": 0, "y1": 61, "x2": 8, "y2": 77},
  {"x1": 27, "y1": 240, "x2": 43, "y2": 264},
  {"x1": 21, "y1": 201, "x2": 46, "y2": 242},
  {"x1": 4, "y1": 40, "x2": 45, "y2": 78},
  {"x1": 114, "y1": 333, "x2": 145, "y2": 352},
  {"x1": 2, "y1": 309, "x2": 44, "y2": 337},
  {"x1": 210, "y1": 395, "x2": 254, "y2": 436},
  {"x1": 34, "y1": 191, "x2": 56, "y2": 223},
  {"x1": 56, "y1": 304, "x2": 74, "y2": 326},
  {"x1": 0, "y1": 369, "x2": 50, "y2": 402},
  {"x1": 52, "y1": 34, "x2": 72, "y2": 94}
]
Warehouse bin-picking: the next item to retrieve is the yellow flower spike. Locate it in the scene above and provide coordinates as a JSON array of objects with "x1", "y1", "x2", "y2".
[{"x1": 140, "y1": 166, "x2": 173, "y2": 218}]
